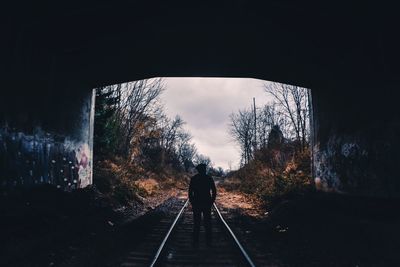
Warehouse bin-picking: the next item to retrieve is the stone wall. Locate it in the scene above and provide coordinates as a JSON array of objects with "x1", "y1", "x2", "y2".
[
  {"x1": 311, "y1": 85, "x2": 400, "y2": 197},
  {"x1": 0, "y1": 88, "x2": 95, "y2": 191}
]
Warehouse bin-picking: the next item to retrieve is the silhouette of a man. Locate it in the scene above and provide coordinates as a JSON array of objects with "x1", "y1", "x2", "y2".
[{"x1": 189, "y1": 163, "x2": 217, "y2": 246}]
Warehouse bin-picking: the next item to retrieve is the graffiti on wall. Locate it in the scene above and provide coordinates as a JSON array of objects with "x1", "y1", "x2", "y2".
[
  {"x1": 313, "y1": 125, "x2": 400, "y2": 197},
  {"x1": 0, "y1": 128, "x2": 92, "y2": 191}
]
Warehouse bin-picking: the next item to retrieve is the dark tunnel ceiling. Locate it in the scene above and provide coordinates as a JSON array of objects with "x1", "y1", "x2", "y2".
[{"x1": 2, "y1": 1, "x2": 399, "y2": 91}]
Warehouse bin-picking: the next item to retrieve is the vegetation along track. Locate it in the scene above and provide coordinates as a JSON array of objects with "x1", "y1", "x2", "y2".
[{"x1": 119, "y1": 198, "x2": 257, "y2": 267}]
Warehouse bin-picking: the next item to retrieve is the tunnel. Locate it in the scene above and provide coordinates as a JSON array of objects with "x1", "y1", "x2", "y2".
[
  {"x1": 2, "y1": 1, "x2": 399, "y2": 197},
  {"x1": 2, "y1": 2, "x2": 400, "y2": 266}
]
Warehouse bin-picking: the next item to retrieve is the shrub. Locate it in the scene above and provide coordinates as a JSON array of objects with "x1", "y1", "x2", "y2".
[{"x1": 224, "y1": 144, "x2": 312, "y2": 204}]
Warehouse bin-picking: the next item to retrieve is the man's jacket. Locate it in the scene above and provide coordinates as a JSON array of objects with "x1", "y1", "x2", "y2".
[{"x1": 188, "y1": 174, "x2": 217, "y2": 207}]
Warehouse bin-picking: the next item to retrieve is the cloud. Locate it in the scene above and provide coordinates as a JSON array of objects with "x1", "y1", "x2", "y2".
[{"x1": 161, "y1": 77, "x2": 273, "y2": 169}]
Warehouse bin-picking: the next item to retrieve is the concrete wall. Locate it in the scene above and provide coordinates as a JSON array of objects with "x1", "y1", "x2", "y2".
[
  {"x1": 311, "y1": 84, "x2": 400, "y2": 197},
  {"x1": 0, "y1": 88, "x2": 95, "y2": 191}
]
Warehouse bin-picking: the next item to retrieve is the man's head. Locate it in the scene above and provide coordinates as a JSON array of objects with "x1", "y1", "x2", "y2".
[{"x1": 195, "y1": 163, "x2": 207, "y2": 175}]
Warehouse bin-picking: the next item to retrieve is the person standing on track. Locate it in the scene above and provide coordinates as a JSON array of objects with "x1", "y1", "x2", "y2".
[{"x1": 188, "y1": 163, "x2": 217, "y2": 247}]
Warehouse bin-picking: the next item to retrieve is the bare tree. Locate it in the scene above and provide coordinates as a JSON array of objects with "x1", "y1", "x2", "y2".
[
  {"x1": 229, "y1": 109, "x2": 255, "y2": 165},
  {"x1": 178, "y1": 142, "x2": 197, "y2": 171},
  {"x1": 264, "y1": 82, "x2": 310, "y2": 150},
  {"x1": 256, "y1": 103, "x2": 291, "y2": 148},
  {"x1": 96, "y1": 78, "x2": 218, "y2": 173},
  {"x1": 151, "y1": 113, "x2": 199, "y2": 170},
  {"x1": 229, "y1": 82, "x2": 309, "y2": 166},
  {"x1": 105, "y1": 78, "x2": 165, "y2": 158},
  {"x1": 159, "y1": 115, "x2": 185, "y2": 153},
  {"x1": 194, "y1": 154, "x2": 212, "y2": 167}
]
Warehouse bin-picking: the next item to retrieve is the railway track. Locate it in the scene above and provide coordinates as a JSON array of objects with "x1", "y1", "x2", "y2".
[{"x1": 119, "y1": 198, "x2": 256, "y2": 267}]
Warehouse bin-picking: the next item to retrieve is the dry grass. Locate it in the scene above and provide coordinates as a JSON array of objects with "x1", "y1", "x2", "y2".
[
  {"x1": 93, "y1": 156, "x2": 189, "y2": 206},
  {"x1": 216, "y1": 187, "x2": 266, "y2": 218},
  {"x1": 222, "y1": 147, "x2": 312, "y2": 204},
  {"x1": 134, "y1": 178, "x2": 159, "y2": 195}
]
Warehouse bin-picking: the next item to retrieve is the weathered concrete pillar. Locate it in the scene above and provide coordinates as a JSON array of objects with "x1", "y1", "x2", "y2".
[
  {"x1": 0, "y1": 88, "x2": 96, "y2": 191},
  {"x1": 311, "y1": 83, "x2": 400, "y2": 197}
]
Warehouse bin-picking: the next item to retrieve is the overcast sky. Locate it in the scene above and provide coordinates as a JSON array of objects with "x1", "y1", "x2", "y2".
[{"x1": 161, "y1": 77, "x2": 273, "y2": 170}]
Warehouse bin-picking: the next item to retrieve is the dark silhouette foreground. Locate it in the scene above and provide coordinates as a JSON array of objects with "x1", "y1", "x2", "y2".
[{"x1": 188, "y1": 163, "x2": 217, "y2": 246}]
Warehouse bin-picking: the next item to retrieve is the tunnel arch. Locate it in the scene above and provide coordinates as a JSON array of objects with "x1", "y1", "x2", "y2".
[{"x1": 1, "y1": 1, "x2": 399, "y2": 197}]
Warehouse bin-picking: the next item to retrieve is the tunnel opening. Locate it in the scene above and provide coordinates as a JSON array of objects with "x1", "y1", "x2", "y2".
[{"x1": 91, "y1": 77, "x2": 313, "y2": 208}]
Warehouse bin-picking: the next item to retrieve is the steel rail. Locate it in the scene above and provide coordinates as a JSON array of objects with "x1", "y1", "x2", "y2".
[
  {"x1": 213, "y1": 203, "x2": 257, "y2": 267},
  {"x1": 149, "y1": 199, "x2": 189, "y2": 267}
]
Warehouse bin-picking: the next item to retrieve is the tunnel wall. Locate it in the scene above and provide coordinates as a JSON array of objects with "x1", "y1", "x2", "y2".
[
  {"x1": 0, "y1": 88, "x2": 96, "y2": 191},
  {"x1": 311, "y1": 84, "x2": 400, "y2": 197}
]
